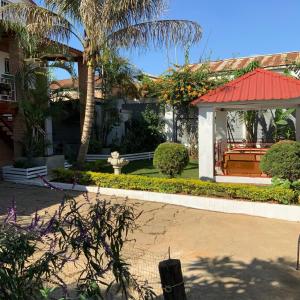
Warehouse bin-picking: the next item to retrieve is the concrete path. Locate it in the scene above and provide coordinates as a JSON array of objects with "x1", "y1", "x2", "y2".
[{"x1": 1, "y1": 181, "x2": 300, "y2": 299}]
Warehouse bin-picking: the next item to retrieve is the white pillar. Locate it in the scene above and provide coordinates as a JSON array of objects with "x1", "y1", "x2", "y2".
[
  {"x1": 215, "y1": 110, "x2": 227, "y2": 175},
  {"x1": 296, "y1": 106, "x2": 300, "y2": 142},
  {"x1": 198, "y1": 106, "x2": 215, "y2": 180},
  {"x1": 45, "y1": 116, "x2": 53, "y2": 156},
  {"x1": 215, "y1": 110, "x2": 227, "y2": 142},
  {"x1": 164, "y1": 105, "x2": 175, "y2": 141}
]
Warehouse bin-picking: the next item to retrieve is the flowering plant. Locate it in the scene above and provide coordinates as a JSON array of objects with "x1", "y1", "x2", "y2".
[{"x1": 0, "y1": 189, "x2": 154, "y2": 299}]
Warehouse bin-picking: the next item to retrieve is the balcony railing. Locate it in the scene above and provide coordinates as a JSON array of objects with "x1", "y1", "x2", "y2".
[{"x1": 0, "y1": 74, "x2": 16, "y2": 102}]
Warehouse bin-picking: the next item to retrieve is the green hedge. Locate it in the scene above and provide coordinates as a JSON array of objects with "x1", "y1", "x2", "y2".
[{"x1": 52, "y1": 169, "x2": 298, "y2": 205}]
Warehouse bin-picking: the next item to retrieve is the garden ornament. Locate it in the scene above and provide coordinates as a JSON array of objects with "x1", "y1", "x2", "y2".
[{"x1": 107, "y1": 151, "x2": 129, "y2": 175}]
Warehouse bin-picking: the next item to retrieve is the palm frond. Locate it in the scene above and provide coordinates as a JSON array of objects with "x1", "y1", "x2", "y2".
[
  {"x1": 101, "y1": 0, "x2": 166, "y2": 29},
  {"x1": 45, "y1": 0, "x2": 81, "y2": 24},
  {"x1": 107, "y1": 20, "x2": 202, "y2": 49},
  {"x1": 0, "y1": 3, "x2": 72, "y2": 43}
]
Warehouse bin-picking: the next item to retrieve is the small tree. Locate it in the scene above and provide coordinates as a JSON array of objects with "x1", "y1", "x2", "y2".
[
  {"x1": 143, "y1": 63, "x2": 227, "y2": 153},
  {"x1": 153, "y1": 142, "x2": 189, "y2": 178}
]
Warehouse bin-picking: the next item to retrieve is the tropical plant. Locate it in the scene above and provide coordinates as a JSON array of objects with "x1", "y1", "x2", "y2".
[
  {"x1": 17, "y1": 65, "x2": 51, "y2": 161},
  {"x1": 96, "y1": 49, "x2": 141, "y2": 101},
  {"x1": 0, "y1": 193, "x2": 154, "y2": 299},
  {"x1": 0, "y1": 0, "x2": 202, "y2": 166},
  {"x1": 260, "y1": 140, "x2": 300, "y2": 181},
  {"x1": 272, "y1": 108, "x2": 295, "y2": 141},
  {"x1": 15, "y1": 60, "x2": 75, "y2": 161},
  {"x1": 153, "y1": 142, "x2": 189, "y2": 177}
]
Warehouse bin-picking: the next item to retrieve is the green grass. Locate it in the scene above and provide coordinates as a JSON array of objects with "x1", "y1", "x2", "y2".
[{"x1": 98, "y1": 159, "x2": 199, "y2": 179}]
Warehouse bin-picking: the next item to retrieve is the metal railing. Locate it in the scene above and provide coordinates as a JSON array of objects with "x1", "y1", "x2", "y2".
[{"x1": 86, "y1": 151, "x2": 154, "y2": 162}]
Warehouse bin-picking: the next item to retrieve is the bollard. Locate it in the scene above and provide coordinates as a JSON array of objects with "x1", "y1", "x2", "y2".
[{"x1": 159, "y1": 259, "x2": 186, "y2": 300}]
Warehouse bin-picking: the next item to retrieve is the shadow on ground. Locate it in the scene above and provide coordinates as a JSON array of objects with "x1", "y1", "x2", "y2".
[
  {"x1": 184, "y1": 256, "x2": 300, "y2": 300},
  {"x1": 0, "y1": 182, "x2": 82, "y2": 216}
]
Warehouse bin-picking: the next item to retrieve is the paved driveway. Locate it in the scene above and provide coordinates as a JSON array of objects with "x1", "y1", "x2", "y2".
[{"x1": 1, "y1": 181, "x2": 300, "y2": 299}]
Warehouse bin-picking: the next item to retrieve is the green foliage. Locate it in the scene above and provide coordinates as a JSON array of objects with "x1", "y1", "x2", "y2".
[
  {"x1": 19, "y1": 66, "x2": 51, "y2": 160},
  {"x1": 96, "y1": 48, "x2": 141, "y2": 101},
  {"x1": 13, "y1": 159, "x2": 35, "y2": 169},
  {"x1": 232, "y1": 60, "x2": 260, "y2": 78},
  {"x1": 271, "y1": 177, "x2": 300, "y2": 191},
  {"x1": 272, "y1": 108, "x2": 295, "y2": 141},
  {"x1": 121, "y1": 105, "x2": 165, "y2": 153},
  {"x1": 153, "y1": 142, "x2": 189, "y2": 178},
  {"x1": 260, "y1": 141, "x2": 300, "y2": 181},
  {"x1": 146, "y1": 64, "x2": 226, "y2": 107},
  {"x1": 53, "y1": 169, "x2": 297, "y2": 205},
  {"x1": 88, "y1": 139, "x2": 102, "y2": 154},
  {"x1": 81, "y1": 160, "x2": 106, "y2": 172}
]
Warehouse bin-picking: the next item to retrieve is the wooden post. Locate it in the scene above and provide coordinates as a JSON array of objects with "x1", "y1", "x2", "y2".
[{"x1": 159, "y1": 259, "x2": 186, "y2": 300}]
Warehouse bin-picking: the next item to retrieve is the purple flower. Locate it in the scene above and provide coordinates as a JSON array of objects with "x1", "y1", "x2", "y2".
[
  {"x1": 40, "y1": 211, "x2": 58, "y2": 236},
  {"x1": 4, "y1": 200, "x2": 17, "y2": 224},
  {"x1": 28, "y1": 210, "x2": 41, "y2": 230}
]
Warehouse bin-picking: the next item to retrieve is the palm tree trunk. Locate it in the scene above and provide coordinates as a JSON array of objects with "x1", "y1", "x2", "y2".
[{"x1": 77, "y1": 59, "x2": 95, "y2": 165}]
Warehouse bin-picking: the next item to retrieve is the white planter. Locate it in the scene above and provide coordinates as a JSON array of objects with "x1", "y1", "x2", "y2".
[{"x1": 2, "y1": 165, "x2": 47, "y2": 180}]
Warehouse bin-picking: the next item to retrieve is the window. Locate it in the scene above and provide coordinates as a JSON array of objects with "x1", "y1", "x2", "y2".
[{"x1": 4, "y1": 58, "x2": 9, "y2": 74}]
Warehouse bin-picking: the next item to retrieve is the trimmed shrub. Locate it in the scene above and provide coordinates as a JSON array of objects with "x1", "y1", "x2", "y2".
[
  {"x1": 153, "y1": 142, "x2": 189, "y2": 177},
  {"x1": 52, "y1": 168, "x2": 298, "y2": 205},
  {"x1": 260, "y1": 141, "x2": 300, "y2": 181}
]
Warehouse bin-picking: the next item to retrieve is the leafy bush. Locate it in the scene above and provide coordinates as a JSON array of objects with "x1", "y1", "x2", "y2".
[
  {"x1": 13, "y1": 159, "x2": 35, "y2": 169},
  {"x1": 121, "y1": 105, "x2": 165, "y2": 154},
  {"x1": 81, "y1": 160, "x2": 106, "y2": 172},
  {"x1": 153, "y1": 142, "x2": 189, "y2": 178},
  {"x1": 52, "y1": 169, "x2": 298, "y2": 204},
  {"x1": 260, "y1": 141, "x2": 300, "y2": 181},
  {"x1": 0, "y1": 195, "x2": 154, "y2": 299}
]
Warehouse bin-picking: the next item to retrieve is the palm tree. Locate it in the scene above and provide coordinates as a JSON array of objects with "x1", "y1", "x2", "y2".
[{"x1": 0, "y1": 0, "x2": 202, "y2": 165}]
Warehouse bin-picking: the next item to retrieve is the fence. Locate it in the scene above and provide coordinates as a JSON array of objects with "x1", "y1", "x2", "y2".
[{"x1": 86, "y1": 151, "x2": 154, "y2": 162}]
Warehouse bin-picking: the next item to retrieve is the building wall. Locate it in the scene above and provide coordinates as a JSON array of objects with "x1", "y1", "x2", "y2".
[{"x1": 0, "y1": 139, "x2": 13, "y2": 167}]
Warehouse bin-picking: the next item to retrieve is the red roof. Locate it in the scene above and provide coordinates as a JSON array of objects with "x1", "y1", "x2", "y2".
[{"x1": 192, "y1": 68, "x2": 300, "y2": 104}]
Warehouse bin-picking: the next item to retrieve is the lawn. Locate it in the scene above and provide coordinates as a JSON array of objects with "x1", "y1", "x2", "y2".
[{"x1": 98, "y1": 159, "x2": 199, "y2": 179}]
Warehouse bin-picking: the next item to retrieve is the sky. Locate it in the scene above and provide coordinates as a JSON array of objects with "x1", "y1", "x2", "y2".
[{"x1": 55, "y1": 0, "x2": 300, "y2": 79}]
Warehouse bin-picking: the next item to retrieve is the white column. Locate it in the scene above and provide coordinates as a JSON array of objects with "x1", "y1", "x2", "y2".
[
  {"x1": 215, "y1": 110, "x2": 227, "y2": 175},
  {"x1": 296, "y1": 106, "x2": 300, "y2": 142},
  {"x1": 215, "y1": 110, "x2": 227, "y2": 142},
  {"x1": 164, "y1": 105, "x2": 175, "y2": 141},
  {"x1": 198, "y1": 106, "x2": 215, "y2": 180},
  {"x1": 45, "y1": 116, "x2": 53, "y2": 156}
]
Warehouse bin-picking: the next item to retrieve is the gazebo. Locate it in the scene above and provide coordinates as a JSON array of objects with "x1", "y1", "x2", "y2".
[{"x1": 192, "y1": 68, "x2": 300, "y2": 184}]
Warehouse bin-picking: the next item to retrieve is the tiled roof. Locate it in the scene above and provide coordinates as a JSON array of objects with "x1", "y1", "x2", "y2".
[
  {"x1": 190, "y1": 51, "x2": 300, "y2": 73},
  {"x1": 50, "y1": 77, "x2": 102, "y2": 90},
  {"x1": 192, "y1": 68, "x2": 300, "y2": 104}
]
